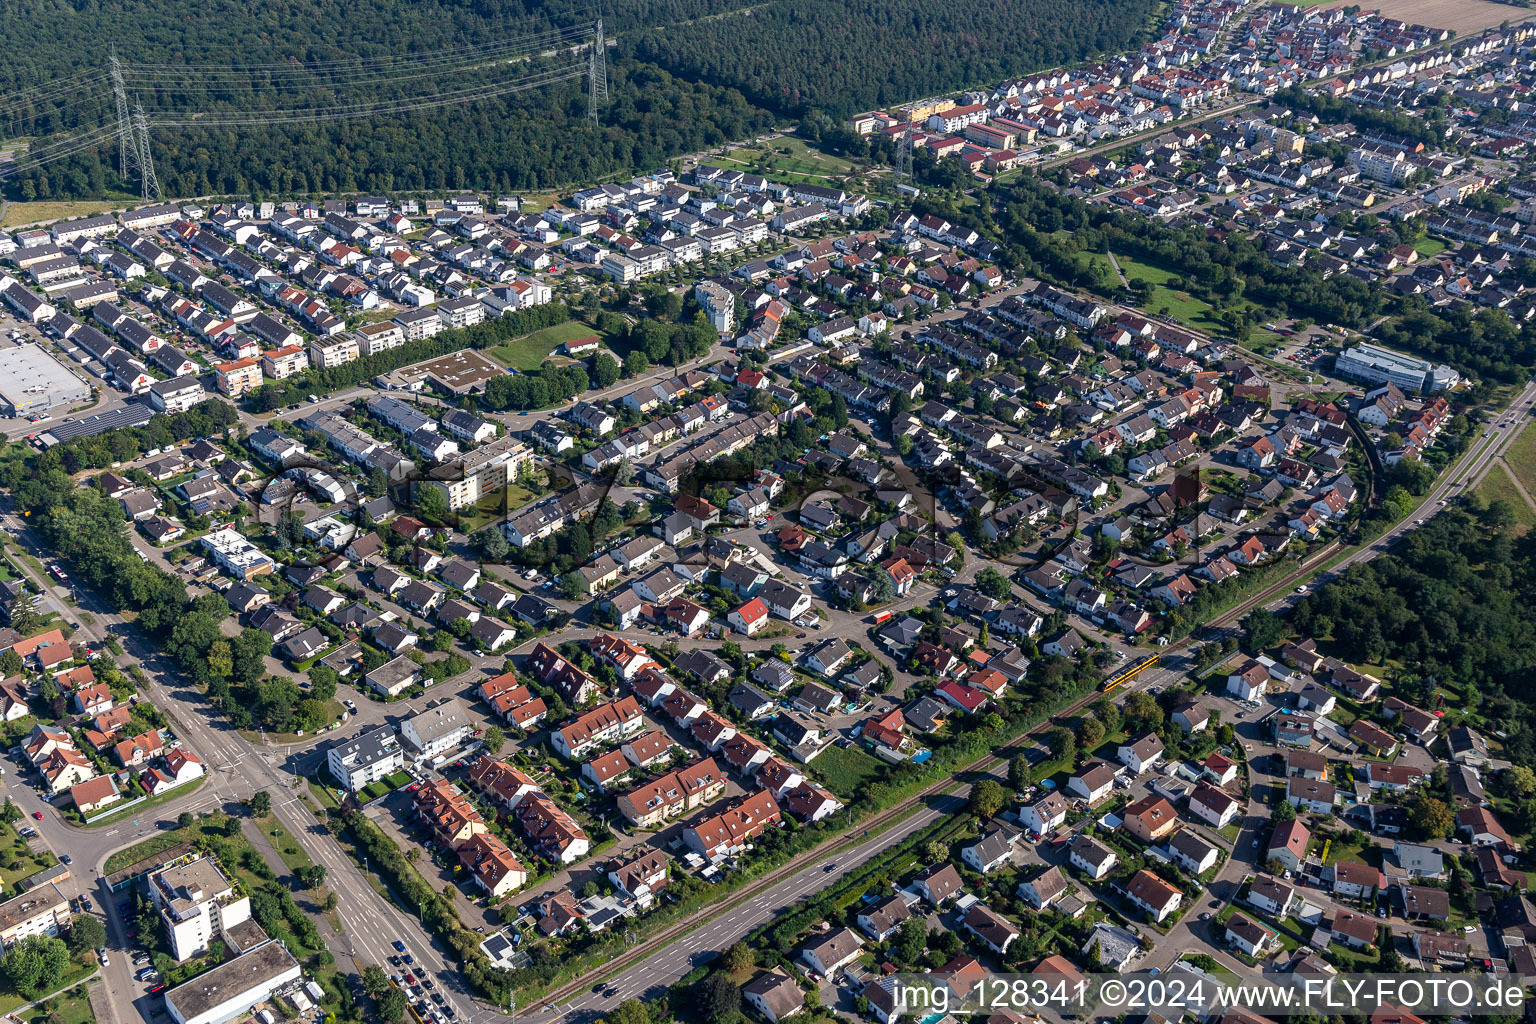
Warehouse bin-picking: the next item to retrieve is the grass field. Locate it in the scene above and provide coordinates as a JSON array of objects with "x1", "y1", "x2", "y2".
[
  {"x1": 712, "y1": 135, "x2": 863, "y2": 183},
  {"x1": 460, "y1": 482, "x2": 540, "y2": 534},
  {"x1": 487, "y1": 321, "x2": 611, "y2": 371},
  {"x1": 1412, "y1": 238, "x2": 1447, "y2": 259},
  {"x1": 813, "y1": 744, "x2": 885, "y2": 799},
  {"x1": 1473, "y1": 464, "x2": 1536, "y2": 534},
  {"x1": 1501, "y1": 420, "x2": 1536, "y2": 494},
  {"x1": 1112, "y1": 250, "x2": 1279, "y2": 344},
  {"x1": 0, "y1": 198, "x2": 137, "y2": 228}
]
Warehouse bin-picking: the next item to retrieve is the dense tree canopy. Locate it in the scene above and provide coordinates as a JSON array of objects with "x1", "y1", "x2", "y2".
[
  {"x1": 0, "y1": 0, "x2": 1154, "y2": 200},
  {"x1": 1290, "y1": 508, "x2": 1536, "y2": 769}
]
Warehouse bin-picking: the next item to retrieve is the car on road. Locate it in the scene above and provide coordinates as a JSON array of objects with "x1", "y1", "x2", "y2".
[
  {"x1": 403, "y1": 953, "x2": 415, "y2": 965},
  {"x1": 79, "y1": 896, "x2": 90, "y2": 911},
  {"x1": 31, "y1": 811, "x2": 42, "y2": 820},
  {"x1": 98, "y1": 950, "x2": 109, "y2": 967},
  {"x1": 1294, "y1": 585, "x2": 1307, "y2": 594},
  {"x1": 60, "y1": 854, "x2": 70, "y2": 864},
  {"x1": 393, "y1": 940, "x2": 407, "y2": 953}
]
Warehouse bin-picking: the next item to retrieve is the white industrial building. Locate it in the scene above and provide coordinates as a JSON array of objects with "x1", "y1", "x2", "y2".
[
  {"x1": 0, "y1": 345, "x2": 92, "y2": 416},
  {"x1": 1335, "y1": 344, "x2": 1459, "y2": 393}
]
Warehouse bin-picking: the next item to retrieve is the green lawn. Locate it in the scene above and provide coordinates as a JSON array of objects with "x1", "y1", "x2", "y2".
[
  {"x1": 486, "y1": 321, "x2": 611, "y2": 371},
  {"x1": 1111, "y1": 250, "x2": 1279, "y2": 344},
  {"x1": 1473, "y1": 464, "x2": 1536, "y2": 535},
  {"x1": 813, "y1": 745, "x2": 885, "y2": 799},
  {"x1": 1412, "y1": 238, "x2": 1447, "y2": 258},
  {"x1": 257, "y1": 816, "x2": 319, "y2": 876},
  {"x1": 0, "y1": 823, "x2": 58, "y2": 890},
  {"x1": 460, "y1": 482, "x2": 540, "y2": 534}
]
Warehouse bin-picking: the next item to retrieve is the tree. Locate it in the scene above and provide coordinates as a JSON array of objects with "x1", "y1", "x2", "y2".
[
  {"x1": 1045, "y1": 726, "x2": 1075, "y2": 764},
  {"x1": 592, "y1": 353, "x2": 621, "y2": 389},
  {"x1": 969, "y1": 779, "x2": 1008, "y2": 819},
  {"x1": 413, "y1": 485, "x2": 449, "y2": 523},
  {"x1": 177, "y1": 812, "x2": 195, "y2": 828},
  {"x1": 0, "y1": 800, "x2": 20, "y2": 825},
  {"x1": 250, "y1": 791, "x2": 272, "y2": 816},
  {"x1": 974, "y1": 567, "x2": 1012, "y2": 600},
  {"x1": 721, "y1": 941, "x2": 754, "y2": 974},
  {"x1": 695, "y1": 973, "x2": 738, "y2": 1022},
  {"x1": 603, "y1": 999, "x2": 651, "y2": 1024},
  {"x1": 1, "y1": 936, "x2": 68, "y2": 995},
  {"x1": 623, "y1": 350, "x2": 650, "y2": 377},
  {"x1": 65, "y1": 914, "x2": 105, "y2": 956},
  {"x1": 1271, "y1": 798, "x2": 1297, "y2": 823},
  {"x1": 1123, "y1": 691, "x2": 1162, "y2": 730},
  {"x1": 895, "y1": 916, "x2": 927, "y2": 963},
  {"x1": 549, "y1": 569, "x2": 588, "y2": 602},
  {"x1": 483, "y1": 725, "x2": 506, "y2": 754},
  {"x1": 309, "y1": 665, "x2": 339, "y2": 702},
  {"x1": 1409, "y1": 795, "x2": 1455, "y2": 840},
  {"x1": 298, "y1": 865, "x2": 327, "y2": 888},
  {"x1": 1093, "y1": 698, "x2": 1122, "y2": 734},
  {"x1": 363, "y1": 964, "x2": 391, "y2": 1000},
  {"x1": 1241, "y1": 609, "x2": 1287, "y2": 651},
  {"x1": 1007, "y1": 755, "x2": 1031, "y2": 792},
  {"x1": 1507, "y1": 766, "x2": 1536, "y2": 800},
  {"x1": 378, "y1": 987, "x2": 409, "y2": 1024},
  {"x1": 922, "y1": 839, "x2": 948, "y2": 864},
  {"x1": 0, "y1": 650, "x2": 22, "y2": 677},
  {"x1": 1076, "y1": 716, "x2": 1106, "y2": 750}
]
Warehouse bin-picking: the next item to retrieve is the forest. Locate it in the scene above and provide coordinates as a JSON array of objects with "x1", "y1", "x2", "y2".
[
  {"x1": 1287, "y1": 506, "x2": 1536, "y2": 777},
  {"x1": 0, "y1": 0, "x2": 1154, "y2": 200},
  {"x1": 623, "y1": 0, "x2": 1159, "y2": 117}
]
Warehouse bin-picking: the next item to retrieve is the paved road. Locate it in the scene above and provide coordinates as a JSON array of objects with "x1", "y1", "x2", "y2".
[{"x1": 1256, "y1": 381, "x2": 1536, "y2": 615}]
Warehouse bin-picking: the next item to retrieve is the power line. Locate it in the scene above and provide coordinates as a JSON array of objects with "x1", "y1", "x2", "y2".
[
  {"x1": 0, "y1": 19, "x2": 602, "y2": 180},
  {"x1": 149, "y1": 59, "x2": 588, "y2": 128},
  {"x1": 117, "y1": 25, "x2": 592, "y2": 92}
]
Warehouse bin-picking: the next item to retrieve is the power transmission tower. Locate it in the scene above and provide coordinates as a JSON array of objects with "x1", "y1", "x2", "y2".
[
  {"x1": 132, "y1": 97, "x2": 159, "y2": 200},
  {"x1": 109, "y1": 49, "x2": 138, "y2": 183},
  {"x1": 895, "y1": 120, "x2": 914, "y2": 186},
  {"x1": 587, "y1": 18, "x2": 607, "y2": 124}
]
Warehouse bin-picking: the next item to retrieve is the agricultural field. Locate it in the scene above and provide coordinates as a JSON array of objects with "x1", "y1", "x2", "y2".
[{"x1": 1315, "y1": 0, "x2": 1513, "y2": 33}]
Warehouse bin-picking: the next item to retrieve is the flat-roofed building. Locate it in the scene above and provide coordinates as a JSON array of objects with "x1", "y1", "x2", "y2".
[
  {"x1": 0, "y1": 884, "x2": 69, "y2": 947},
  {"x1": 163, "y1": 939, "x2": 301, "y2": 1024},
  {"x1": 0, "y1": 345, "x2": 91, "y2": 415},
  {"x1": 149, "y1": 854, "x2": 252, "y2": 961},
  {"x1": 326, "y1": 725, "x2": 404, "y2": 792}
]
